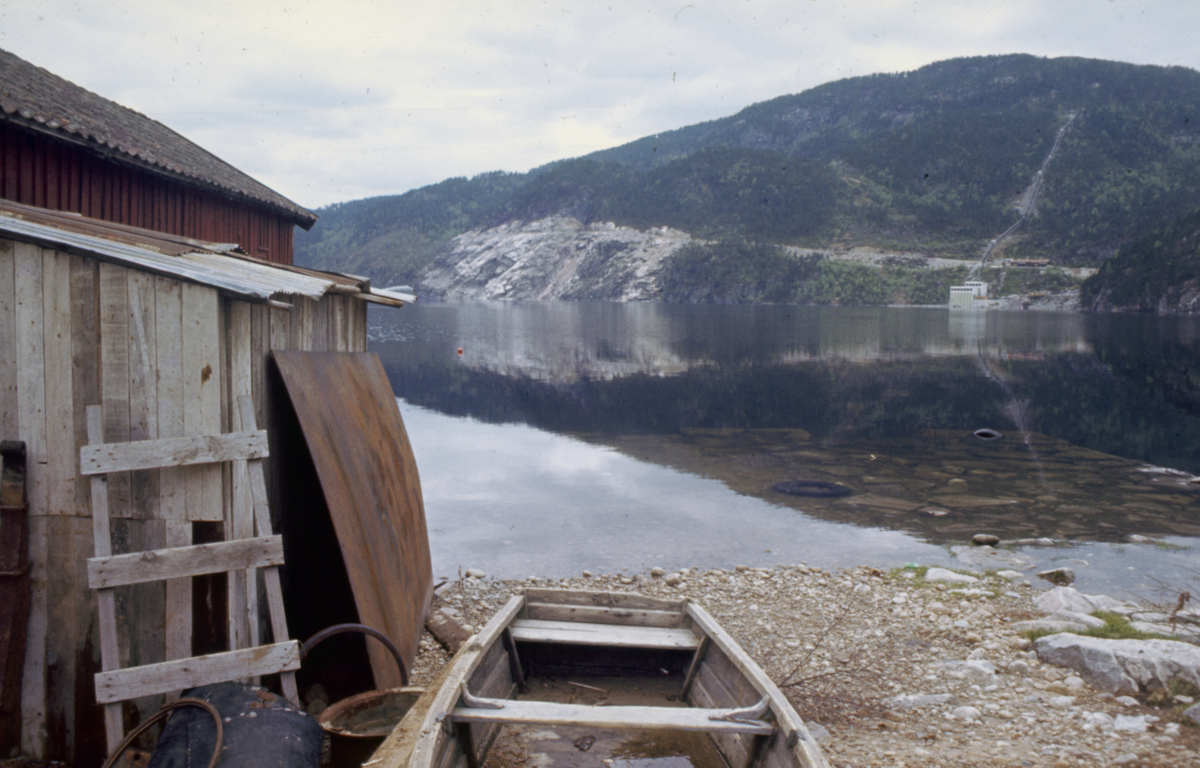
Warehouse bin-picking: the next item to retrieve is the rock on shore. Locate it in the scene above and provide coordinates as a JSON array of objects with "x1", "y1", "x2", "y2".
[{"x1": 408, "y1": 566, "x2": 1200, "y2": 768}]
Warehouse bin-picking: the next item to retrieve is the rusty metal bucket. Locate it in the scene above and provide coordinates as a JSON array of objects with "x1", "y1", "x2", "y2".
[
  {"x1": 302, "y1": 623, "x2": 421, "y2": 766},
  {"x1": 319, "y1": 685, "x2": 423, "y2": 766}
]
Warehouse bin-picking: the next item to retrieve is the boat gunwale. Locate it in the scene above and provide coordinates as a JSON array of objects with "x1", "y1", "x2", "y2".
[
  {"x1": 371, "y1": 589, "x2": 830, "y2": 768},
  {"x1": 404, "y1": 593, "x2": 526, "y2": 768},
  {"x1": 684, "y1": 601, "x2": 831, "y2": 768}
]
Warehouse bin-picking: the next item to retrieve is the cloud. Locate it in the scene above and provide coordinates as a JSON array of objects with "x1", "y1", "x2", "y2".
[{"x1": 2, "y1": 0, "x2": 1199, "y2": 209}]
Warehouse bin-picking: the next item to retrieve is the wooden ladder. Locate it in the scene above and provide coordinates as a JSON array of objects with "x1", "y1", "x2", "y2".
[{"x1": 83, "y1": 396, "x2": 300, "y2": 754}]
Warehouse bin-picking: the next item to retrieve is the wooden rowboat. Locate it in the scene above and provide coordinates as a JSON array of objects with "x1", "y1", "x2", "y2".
[{"x1": 369, "y1": 589, "x2": 830, "y2": 768}]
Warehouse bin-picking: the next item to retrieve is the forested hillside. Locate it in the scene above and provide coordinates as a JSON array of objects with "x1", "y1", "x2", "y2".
[
  {"x1": 296, "y1": 171, "x2": 525, "y2": 284},
  {"x1": 296, "y1": 54, "x2": 1200, "y2": 301},
  {"x1": 1082, "y1": 207, "x2": 1200, "y2": 312}
]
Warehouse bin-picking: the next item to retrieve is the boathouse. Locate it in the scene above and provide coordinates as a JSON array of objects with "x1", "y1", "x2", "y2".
[
  {"x1": 0, "y1": 49, "x2": 424, "y2": 765},
  {"x1": 0, "y1": 47, "x2": 315, "y2": 263}
]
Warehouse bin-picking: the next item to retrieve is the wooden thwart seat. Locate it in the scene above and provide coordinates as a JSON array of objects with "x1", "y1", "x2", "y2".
[
  {"x1": 449, "y1": 688, "x2": 773, "y2": 735},
  {"x1": 83, "y1": 396, "x2": 300, "y2": 754},
  {"x1": 450, "y1": 700, "x2": 773, "y2": 734},
  {"x1": 507, "y1": 619, "x2": 701, "y2": 650}
]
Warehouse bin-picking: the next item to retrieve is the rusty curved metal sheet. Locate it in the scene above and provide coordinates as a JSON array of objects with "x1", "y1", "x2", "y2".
[{"x1": 272, "y1": 351, "x2": 432, "y2": 688}]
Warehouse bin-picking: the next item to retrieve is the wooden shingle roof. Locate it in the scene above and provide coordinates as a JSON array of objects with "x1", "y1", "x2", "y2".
[{"x1": 0, "y1": 47, "x2": 317, "y2": 227}]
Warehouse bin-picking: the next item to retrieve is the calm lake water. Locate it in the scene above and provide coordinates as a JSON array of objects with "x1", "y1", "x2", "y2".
[{"x1": 369, "y1": 303, "x2": 1200, "y2": 597}]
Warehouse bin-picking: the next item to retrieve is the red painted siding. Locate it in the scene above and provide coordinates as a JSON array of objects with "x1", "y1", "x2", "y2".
[{"x1": 0, "y1": 121, "x2": 295, "y2": 264}]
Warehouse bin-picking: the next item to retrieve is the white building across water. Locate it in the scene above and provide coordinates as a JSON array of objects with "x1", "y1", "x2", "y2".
[{"x1": 949, "y1": 281, "x2": 989, "y2": 308}]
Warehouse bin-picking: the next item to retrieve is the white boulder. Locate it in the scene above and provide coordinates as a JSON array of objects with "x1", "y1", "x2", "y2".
[
  {"x1": 925, "y1": 567, "x2": 979, "y2": 584},
  {"x1": 1033, "y1": 586, "x2": 1138, "y2": 616},
  {"x1": 1033, "y1": 633, "x2": 1200, "y2": 695}
]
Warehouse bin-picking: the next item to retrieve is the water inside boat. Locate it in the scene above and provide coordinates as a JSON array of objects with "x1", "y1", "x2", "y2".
[{"x1": 482, "y1": 675, "x2": 729, "y2": 768}]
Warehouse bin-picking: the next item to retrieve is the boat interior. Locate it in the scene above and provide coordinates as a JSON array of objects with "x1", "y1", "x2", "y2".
[{"x1": 387, "y1": 589, "x2": 823, "y2": 768}]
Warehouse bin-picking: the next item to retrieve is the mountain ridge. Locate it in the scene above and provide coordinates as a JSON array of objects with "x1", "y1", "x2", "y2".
[{"x1": 296, "y1": 53, "x2": 1200, "y2": 307}]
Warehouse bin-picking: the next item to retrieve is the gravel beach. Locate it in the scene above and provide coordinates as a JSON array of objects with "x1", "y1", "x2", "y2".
[{"x1": 409, "y1": 565, "x2": 1200, "y2": 768}]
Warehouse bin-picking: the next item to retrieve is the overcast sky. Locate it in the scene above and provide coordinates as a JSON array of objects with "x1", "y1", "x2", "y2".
[{"x1": 2, "y1": 0, "x2": 1197, "y2": 211}]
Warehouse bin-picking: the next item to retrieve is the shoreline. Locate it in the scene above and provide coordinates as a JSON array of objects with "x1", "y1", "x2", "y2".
[{"x1": 408, "y1": 565, "x2": 1200, "y2": 768}]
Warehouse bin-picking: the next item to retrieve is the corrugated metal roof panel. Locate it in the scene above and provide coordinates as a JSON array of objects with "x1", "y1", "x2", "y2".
[
  {"x1": 0, "y1": 200, "x2": 406, "y2": 307},
  {"x1": 370, "y1": 286, "x2": 418, "y2": 304}
]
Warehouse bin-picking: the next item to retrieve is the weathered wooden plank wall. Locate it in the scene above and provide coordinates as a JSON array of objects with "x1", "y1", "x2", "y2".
[
  {"x1": 0, "y1": 240, "x2": 15, "y2": 441},
  {"x1": 0, "y1": 122, "x2": 299, "y2": 265},
  {"x1": 14, "y1": 242, "x2": 49, "y2": 758},
  {"x1": 0, "y1": 235, "x2": 370, "y2": 764}
]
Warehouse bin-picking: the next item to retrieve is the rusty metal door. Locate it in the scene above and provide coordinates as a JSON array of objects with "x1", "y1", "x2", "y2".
[{"x1": 272, "y1": 352, "x2": 432, "y2": 689}]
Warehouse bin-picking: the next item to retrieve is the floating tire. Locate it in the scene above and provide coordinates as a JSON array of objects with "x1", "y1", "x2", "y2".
[
  {"x1": 973, "y1": 428, "x2": 1002, "y2": 441},
  {"x1": 772, "y1": 480, "x2": 853, "y2": 498}
]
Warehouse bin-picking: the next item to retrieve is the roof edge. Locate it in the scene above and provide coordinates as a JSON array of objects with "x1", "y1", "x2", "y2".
[{"x1": 1, "y1": 111, "x2": 318, "y2": 227}]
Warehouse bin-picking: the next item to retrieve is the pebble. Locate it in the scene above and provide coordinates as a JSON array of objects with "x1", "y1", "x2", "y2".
[
  {"x1": 1048, "y1": 695, "x2": 1075, "y2": 709},
  {"x1": 1114, "y1": 714, "x2": 1149, "y2": 732},
  {"x1": 407, "y1": 563, "x2": 1199, "y2": 767}
]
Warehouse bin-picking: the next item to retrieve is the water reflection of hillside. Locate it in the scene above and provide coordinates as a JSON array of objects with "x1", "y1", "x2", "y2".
[
  {"x1": 372, "y1": 303, "x2": 1093, "y2": 382},
  {"x1": 372, "y1": 303, "x2": 1200, "y2": 543},
  {"x1": 375, "y1": 343, "x2": 1200, "y2": 477}
]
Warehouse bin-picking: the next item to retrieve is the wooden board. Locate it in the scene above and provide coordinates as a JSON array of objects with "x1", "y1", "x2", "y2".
[
  {"x1": 181, "y1": 281, "x2": 222, "y2": 523},
  {"x1": 522, "y1": 603, "x2": 686, "y2": 628},
  {"x1": 0, "y1": 240, "x2": 16, "y2": 442},
  {"x1": 13, "y1": 243, "x2": 47, "y2": 757},
  {"x1": 92, "y1": 641, "x2": 300, "y2": 705},
  {"x1": 225, "y1": 299, "x2": 255, "y2": 651},
  {"x1": 87, "y1": 535, "x2": 285, "y2": 589},
  {"x1": 509, "y1": 619, "x2": 700, "y2": 649},
  {"x1": 41, "y1": 248, "x2": 74, "y2": 516},
  {"x1": 523, "y1": 588, "x2": 686, "y2": 611},
  {"x1": 448, "y1": 700, "x2": 773, "y2": 735},
  {"x1": 79, "y1": 431, "x2": 269, "y2": 475},
  {"x1": 271, "y1": 351, "x2": 432, "y2": 689}
]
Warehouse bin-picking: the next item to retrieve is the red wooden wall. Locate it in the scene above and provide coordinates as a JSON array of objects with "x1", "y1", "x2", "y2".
[{"x1": 0, "y1": 121, "x2": 296, "y2": 264}]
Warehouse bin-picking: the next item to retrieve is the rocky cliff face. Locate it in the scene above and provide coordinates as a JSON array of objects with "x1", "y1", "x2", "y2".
[{"x1": 418, "y1": 216, "x2": 691, "y2": 300}]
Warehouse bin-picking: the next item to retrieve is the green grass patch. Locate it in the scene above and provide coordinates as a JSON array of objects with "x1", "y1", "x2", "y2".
[
  {"x1": 885, "y1": 564, "x2": 1002, "y2": 594},
  {"x1": 1081, "y1": 611, "x2": 1172, "y2": 641},
  {"x1": 887, "y1": 564, "x2": 929, "y2": 581},
  {"x1": 1153, "y1": 540, "x2": 1190, "y2": 551},
  {"x1": 1019, "y1": 611, "x2": 1176, "y2": 642}
]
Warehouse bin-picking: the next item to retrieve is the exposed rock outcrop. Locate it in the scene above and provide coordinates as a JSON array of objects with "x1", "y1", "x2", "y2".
[
  {"x1": 1033, "y1": 633, "x2": 1200, "y2": 695},
  {"x1": 419, "y1": 216, "x2": 691, "y2": 301}
]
